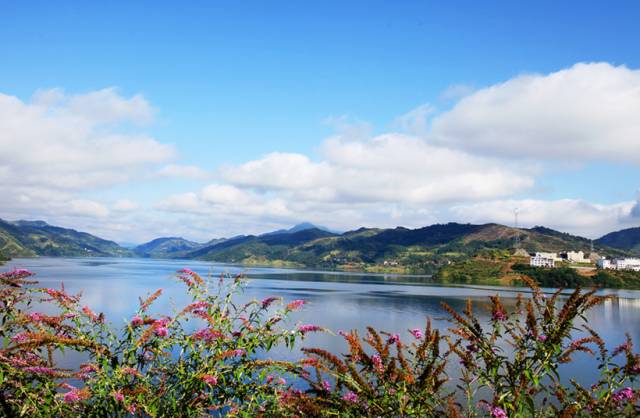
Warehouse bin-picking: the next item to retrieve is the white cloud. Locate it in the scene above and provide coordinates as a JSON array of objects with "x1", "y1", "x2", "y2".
[
  {"x1": 156, "y1": 164, "x2": 211, "y2": 180},
  {"x1": 68, "y1": 199, "x2": 110, "y2": 218},
  {"x1": 33, "y1": 87, "x2": 155, "y2": 125},
  {"x1": 0, "y1": 88, "x2": 176, "y2": 239},
  {"x1": 439, "y1": 83, "x2": 476, "y2": 101},
  {"x1": 450, "y1": 198, "x2": 637, "y2": 238},
  {"x1": 222, "y1": 133, "x2": 534, "y2": 205},
  {"x1": 112, "y1": 199, "x2": 139, "y2": 212},
  {"x1": 431, "y1": 62, "x2": 640, "y2": 163},
  {"x1": 0, "y1": 90, "x2": 174, "y2": 193}
]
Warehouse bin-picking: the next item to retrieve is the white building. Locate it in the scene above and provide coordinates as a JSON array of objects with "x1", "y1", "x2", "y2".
[
  {"x1": 597, "y1": 258, "x2": 640, "y2": 271},
  {"x1": 565, "y1": 251, "x2": 589, "y2": 263},
  {"x1": 530, "y1": 253, "x2": 555, "y2": 268},
  {"x1": 614, "y1": 258, "x2": 640, "y2": 272},
  {"x1": 536, "y1": 252, "x2": 562, "y2": 261}
]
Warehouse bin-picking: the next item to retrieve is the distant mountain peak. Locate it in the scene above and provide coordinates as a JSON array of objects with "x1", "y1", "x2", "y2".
[
  {"x1": 13, "y1": 220, "x2": 50, "y2": 227},
  {"x1": 261, "y1": 222, "x2": 333, "y2": 237}
]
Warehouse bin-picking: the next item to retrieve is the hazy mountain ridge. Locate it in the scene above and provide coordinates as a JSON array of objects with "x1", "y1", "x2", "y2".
[{"x1": 132, "y1": 237, "x2": 207, "y2": 258}]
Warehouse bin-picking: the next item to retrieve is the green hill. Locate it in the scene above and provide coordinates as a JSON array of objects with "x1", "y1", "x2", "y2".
[
  {"x1": 182, "y1": 222, "x2": 626, "y2": 274},
  {"x1": 596, "y1": 227, "x2": 640, "y2": 254},
  {"x1": 0, "y1": 219, "x2": 132, "y2": 259}
]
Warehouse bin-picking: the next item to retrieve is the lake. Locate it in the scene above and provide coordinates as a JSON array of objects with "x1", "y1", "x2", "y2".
[{"x1": 4, "y1": 256, "x2": 640, "y2": 388}]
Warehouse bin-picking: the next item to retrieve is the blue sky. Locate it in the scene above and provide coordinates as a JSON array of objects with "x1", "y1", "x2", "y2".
[{"x1": 1, "y1": 1, "x2": 639, "y2": 242}]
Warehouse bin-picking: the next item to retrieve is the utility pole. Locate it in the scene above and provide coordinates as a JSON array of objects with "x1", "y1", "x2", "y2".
[{"x1": 514, "y1": 208, "x2": 520, "y2": 250}]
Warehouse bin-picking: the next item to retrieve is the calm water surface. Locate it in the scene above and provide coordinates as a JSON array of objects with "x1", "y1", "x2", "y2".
[{"x1": 5, "y1": 257, "x2": 640, "y2": 387}]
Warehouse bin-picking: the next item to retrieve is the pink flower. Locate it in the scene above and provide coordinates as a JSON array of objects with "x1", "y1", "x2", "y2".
[
  {"x1": 82, "y1": 305, "x2": 101, "y2": 323},
  {"x1": 371, "y1": 354, "x2": 384, "y2": 373},
  {"x1": 28, "y1": 312, "x2": 44, "y2": 321},
  {"x1": 131, "y1": 315, "x2": 143, "y2": 327},
  {"x1": 342, "y1": 391, "x2": 359, "y2": 403},
  {"x1": 612, "y1": 387, "x2": 634, "y2": 403},
  {"x1": 410, "y1": 328, "x2": 423, "y2": 339},
  {"x1": 266, "y1": 375, "x2": 274, "y2": 383},
  {"x1": 286, "y1": 299, "x2": 305, "y2": 311},
  {"x1": 387, "y1": 334, "x2": 400, "y2": 344},
  {"x1": 63, "y1": 390, "x2": 81, "y2": 404},
  {"x1": 538, "y1": 334, "x2": 547, "y2": 342},
  {"x1": 261, "y1": 296, "x2": 279, "y2": 309},
  {"x1": 278, "y1": 378, "x2": 286, "y2": 385},
  {"x1": 154, "y1": 317, "x2": 170, "y2": 327},
  {"x1": 11, "y1": 332, "x2": 30, "y2": 343},
  {"x1": 112, "y1": 391, "x2": 125, "y2": 402},
  {"x1": 153, "y1": 317, "x2": 170, "y2": 336},
  {"x1": 298, "y1": 324, "x2": 322, "y2": 334},
  {"x1": 80, "y1": 364, "x2": 98, "y2": 373},
  {"x1": 63, "y1": 313, "x2": 77, "y2": 319},
  {"x1": 490, "y1": 406, "x2": 508, "y2": 418},
  {"x1": 322, "y1": 380, "x2": 331, "y2": 392},
  {"x1": 192, "y1": 328, "x2": 223, "y2": 341},
  {"x1": 201, "y1": 374, "x2": 218, "y2": 386},
  {"x1": 154, "y1": 327, "x2": 169, "y2": 337},
  {"x1": 492, "y1": 310, "x2": 507, "y2": 321},
  {"x1": 231, "y1": 349, "x2": 245, "y2": 357}
]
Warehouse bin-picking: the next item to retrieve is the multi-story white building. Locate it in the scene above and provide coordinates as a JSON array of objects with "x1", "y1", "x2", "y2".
[
  {"x1": 530, "y1": 253, "x2": 555, "y2": 268},
  {"x1": 614, "y1": 258, "x2": 640, "y2": 271},
  {"x1": 597, "y1": 258, "x2": 640, "y2": 271}
]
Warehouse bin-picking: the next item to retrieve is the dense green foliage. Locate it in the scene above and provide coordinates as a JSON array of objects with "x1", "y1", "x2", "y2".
[{"x1": 2, "y1": 269, "x2": 640, "y2": 417}]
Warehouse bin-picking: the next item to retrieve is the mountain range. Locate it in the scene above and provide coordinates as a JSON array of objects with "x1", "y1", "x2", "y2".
[
  {"x1": 1, "y1": 218, "x2": 638, "y2": 273},
  {"x1": 0, "y1": 219, "x2": 131, "y2": 259}
]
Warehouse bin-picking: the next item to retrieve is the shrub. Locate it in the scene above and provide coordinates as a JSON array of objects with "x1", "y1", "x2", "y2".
[
  {"x1": 0, "y1": 268, "x2": 311, "y2": 416},
  {"x1": 1, "y1": 269, "x2": 639, "y2": 417}
]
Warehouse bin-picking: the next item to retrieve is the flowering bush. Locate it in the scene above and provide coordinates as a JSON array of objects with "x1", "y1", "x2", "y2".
[
  {"x1": 0, "y1": 268, "x2": 308, "y2": 416},
  {"x1": 1, "y1": 269, "x2": 639, "y2": 417}
]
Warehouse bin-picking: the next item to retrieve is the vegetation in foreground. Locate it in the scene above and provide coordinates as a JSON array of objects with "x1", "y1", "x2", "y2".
[{"x1": 1, "y1": 269, "x2": 640, "y2": 417}]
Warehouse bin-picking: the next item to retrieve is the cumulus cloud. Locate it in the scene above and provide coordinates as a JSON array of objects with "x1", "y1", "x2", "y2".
[
  {"x1": 431, "y1": 62, "x2": 640, "y2": 163},
  {"x1": 221, "y1": 134, "x2": 534, "y2": 205},
  {"x1": 0, "y1": 90, "x2": 174, "y2": 193},
  {"x1": 450, "y1": 198, "x2": 637, "y2": 238},
  {"x1": 0, "y1": 88, "x2": 177, "y2": 239}
]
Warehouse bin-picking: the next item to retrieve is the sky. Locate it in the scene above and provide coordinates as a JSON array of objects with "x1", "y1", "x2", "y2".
[{"x1": 1, "y1": 1, "x2": 640, "y2": 243}]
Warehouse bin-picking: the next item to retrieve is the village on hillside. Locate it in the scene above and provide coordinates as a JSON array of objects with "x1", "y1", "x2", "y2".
[{"x1": 523, "y1": 249, "x2": 640, "y2": 272}]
